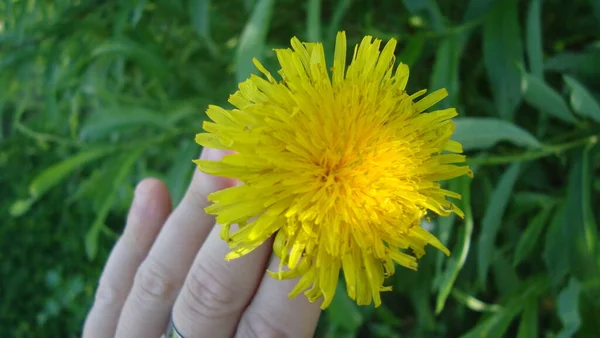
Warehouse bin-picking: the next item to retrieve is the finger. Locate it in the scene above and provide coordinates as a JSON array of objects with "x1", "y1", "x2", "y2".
[
  {"x1": 83, "y1": 178, "x2": 172, "y2": 338},
  {"x1": 172, "y1": 224, "x2": 273, "y2": 338},
  {"x1": 116, "y1": 148, "x2": 236, "y2": 338},
  {"x1": 235, "y1": 257, "x2": 322, "y2": 338}
]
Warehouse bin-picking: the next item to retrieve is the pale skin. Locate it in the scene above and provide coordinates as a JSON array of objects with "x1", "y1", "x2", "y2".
[{"x1": 83, "y1": 148, "x2": 321, "y2": 338}]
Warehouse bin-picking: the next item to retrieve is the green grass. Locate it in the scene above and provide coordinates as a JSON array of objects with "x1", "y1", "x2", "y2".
[{"x1": 2, "y1": 0, "x2": 600, "y2": 337}]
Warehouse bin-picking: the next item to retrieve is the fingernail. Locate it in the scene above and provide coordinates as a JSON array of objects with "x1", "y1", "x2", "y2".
[{"x1": 134, "y1": 180, "x2": 156, "y2": 208}]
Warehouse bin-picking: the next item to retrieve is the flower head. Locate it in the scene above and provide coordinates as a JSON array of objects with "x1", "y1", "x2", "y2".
[{"x1": 194, "y1": 32, "x2": 472, "y2": 308}]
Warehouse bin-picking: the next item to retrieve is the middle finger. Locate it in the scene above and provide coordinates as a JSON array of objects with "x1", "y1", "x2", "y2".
[{"x1": 171, "y1": 224, "x2": 273, "y2": 338}]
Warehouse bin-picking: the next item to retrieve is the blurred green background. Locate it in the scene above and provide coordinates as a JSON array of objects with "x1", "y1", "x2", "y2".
[{"x1": 2, "y1": 0, "x2": 600, "y2": 337}]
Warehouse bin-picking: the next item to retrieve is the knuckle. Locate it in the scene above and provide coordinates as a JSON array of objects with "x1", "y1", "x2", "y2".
[
  {"x1": 94, "y1": 278, "x2": 126, "y2": 307},
  {"x1": 180, "y1": 261, "x2": 240, "y2": 320},
  {"x1": 134, "y1": 257, "x2": 176, "y2": 303},
  {"x1": 184, "y1": 181, "x2": 211, "y2": 209},
  {"x1": 237, "y1": 312, "x2": 288, "y2": 338}
]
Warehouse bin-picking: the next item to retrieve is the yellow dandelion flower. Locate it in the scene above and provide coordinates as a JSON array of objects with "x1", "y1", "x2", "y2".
[{"x1": 194, "y1": 31, "x2": 472, "y2": 309}]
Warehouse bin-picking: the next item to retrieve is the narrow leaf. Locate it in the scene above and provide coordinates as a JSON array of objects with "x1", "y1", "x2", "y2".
[
  {"x1": 435, "y1": 177, "x2": 473, "y2": 314},
  {"x1": 306, "y1": 0, "x2": 321, "y2": 42},
  {"x1": 513, "y1": 207, "x2": 552, "y2": 266},
  {"x1": 9, "y1": 198, "x2": 35, "y2": 217},
  {"x1": 463, "y1": 0, "x2": 497, "y2": 21},
  {"x1": 453, "y1": 117, "x2": 541, "y2": 151},
  {"x1": 525, "y1": 0, "x2": 543, "y2": 78},
  {"x1": 461, "y1": 277, "x2": 548, "y2": 338},
  {"x1": 327, "y1": 282, "x2": 363, "y2": 334},
  {"x1": 326, "y1": 0, "x2": 351, "y2": 43},
  {"x1": 397, "y1": 36, "x2": 424, "y2": 67},
  {"x1": 167, "y1": 140, "x2": 199, "y2": 206},
  {"x1": 29, "y1": 148, "x2": 114, "y2": 199},
  {"x1": 521, "y1": 72, "x2": 578, "y2": 124},
  {"x1": 478, "y1": 163, "x2": 521, "y2": 287},
  {"x1": 544, "y1": 48, "x2": 600, "y2": 77},
  {"x1": 190, "y1": 0, "x2": 210, "y2": 38},
  {"x1": 80, "y1": 106, "x2": 172, "y2": 140},
  {"x1": 189, "y1": 0, "x2": 219, "y2": 56},
  {"x1": 85, "y1": 147, "x2": 147, "y2": 260},
  {"x1": 557, "y1": 278, "x2": 582, "y2": 338},
  {"x1": 562, "y1": 147, "x2": 599, "y2": 282},
  {"x1": 516, "y1": 298, "x2": 538, "y2": 338},
  {"x1": 451, "y1": 289, "x2": 502, "y2": 313},
  {"x1": 563, "y1": 75, "x2": 600, "y2": 122},
  {"x1": 92, "y1": 39, "x2": 170, "y2": 80},
  {"x1": 235, "y1": 0, "x2": 275, "y2": 83},
  {"x1": 492, "y1": 253, "x2": 520, "y2": 296},
  {"x1": 483, "y1": 0, "x2": 523, "y2": 120},
  {"x1": 430, "y1": 35, "x2": 460, "y2": 109},
  {"x1": 543, "y1": 205, "x2": 570, "y2": 285}
]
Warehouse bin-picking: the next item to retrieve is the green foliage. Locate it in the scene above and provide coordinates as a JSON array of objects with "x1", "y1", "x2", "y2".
[{"x1": 1, "y1": 0, "x2": 599, "y2": 337}]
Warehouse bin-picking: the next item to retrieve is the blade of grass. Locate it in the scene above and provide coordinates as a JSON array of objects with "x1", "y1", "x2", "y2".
[
  {"x1": 306, "y1": 0, "x2": 321, "y2": 42},
  {"x1": 477, "y1": 163, "x2": 521, "y2": 287},
  {"x1": 235, "y1": 0, "x2": 275, "y2": 83},
  {"x1": 435, "y1": 176, "x2": 473, "y2": 314}
]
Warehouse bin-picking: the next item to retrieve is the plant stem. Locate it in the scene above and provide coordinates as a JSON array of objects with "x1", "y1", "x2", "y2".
[{"x1": 468, "y1": 135, "x2": 598, "y2": 166}]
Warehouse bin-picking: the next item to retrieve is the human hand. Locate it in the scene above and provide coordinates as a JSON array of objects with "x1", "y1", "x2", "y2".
[{"x1": 83, "y1": 148, "x2": 321, "y2": 338}]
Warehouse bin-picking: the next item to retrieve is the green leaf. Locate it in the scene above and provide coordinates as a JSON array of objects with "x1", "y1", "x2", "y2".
[
  {"x1": 477, "y1": 163, "x2": 521, "y2": 287},
  {"x1": 525, "y1": 0, "x2": 543, "y2": 78},
  {"x1": 563, "y1": 75, "x2": 600, "y2": 123},
  {"x1": 557, "y1": 278, "x2": 582, "y2": 338},
  {"x1": 189, "y1": 0, "x2": 218, "y2": 56},
  {"x1": 461, "y1": 277, "x2": 548, "y2": 338},
  {"x1": 397, "y1": 36, "x2": 424, "y2": 67},
  {"x1": 513, "y1": 207, "x2": 552, "y2": 267},
  {"x1": 463, "y1": 0, "x2": 497, "y2": 21},
  {"x1": 92, "y1": 39, "x2": 170, "y2": 80},
  {"x1": 434, "y1": 213, "x2": 455, "y2": 283},
  {"x1": 452, "y1": 117, "x2": 541, "y2": 151},
  {"x1": 543, "y1": 205, "x2": 570, "y2": 285},
  {"x1": 80, "y1": 106, "x2": 172, "y2": 140},
  {"x1": 167, "y1": 140, "x2": 199, "y2": 206},
  {"x1": 545, "y1": 49, "x2": 600, "y2": 77},
  {"x1": 401, "y1": 0, "x2": 427, "y2": 13},
  {"x1": 374, "y1": 305, "x2": 402, "y2": 328},
  {"x1": 235, "y1": 0, "x2": 275, "y2": 83},
  {"x1": 325, "y1": 0, "x2": 351, "y2": 43},
  {"x1": 512, "y1": 191, "x2": 558, "y2": 210},
  {"x1": 132, "y1": 0, "x2": 148, "y2": 25},
  {"x1": 592, "y1": 0, "x2": 600, "y2": 27},
  {"x1": 430, "y1": 35, "x2": 460, "y2": 109},
  {"x1": 306, "y1": 0, "x2": 321, "y2": 42},
  {"x1": 435, "y1": 176, "x2": 473, "y2": 314},
  {"x1": 562, "y1": 147, "x2": 599, "y2": 282},
  {"x1": 189, "y1": 0, "x2": 210, "y2": 38},
  {"x1": 369, "y1": 323, "x2": 401, "y2": 338},
  {"x1": 29, "y1": 148, "x2": 114, "y2": 200},
  {"x1": 521, "y1": 72, "x2": 578, "y2": 124},
  {"x1": 451, "y1": 289, "x2": 502, "y2": 313},
  {"x1": 85, "y1": 147, "x2": 147, "y2": 260},
  {"x1": 492, "y1": 253, "x2": 520, "y2": 297},
  {"x1": 327, "y1": 282, "x2": 363, "y2": 334},
  {"x1": 483, "y1": 0, "x2": 523, "y2": 120},
  {"x1": 516, "y1": 298, "x2": 538, "y2": 338},
  {"x1": 9, "y1": 198, "x2": 35, "y2": 217}
]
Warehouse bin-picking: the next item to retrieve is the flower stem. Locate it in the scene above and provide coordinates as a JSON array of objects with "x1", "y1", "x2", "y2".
[{"x1": 468, "y1": 135, "x2": 598, "y2": 166}]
